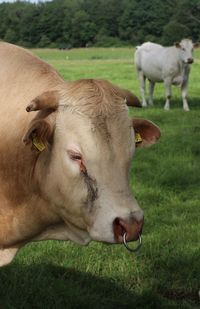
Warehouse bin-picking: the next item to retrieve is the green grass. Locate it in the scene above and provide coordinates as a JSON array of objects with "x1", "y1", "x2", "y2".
[{"x1": 0, "y1": 47, "x2": 200, "y2": 309}]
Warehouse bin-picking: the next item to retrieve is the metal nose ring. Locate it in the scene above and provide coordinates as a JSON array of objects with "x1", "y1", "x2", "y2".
[{"x1": 123, "y1": 233, "x2": 142, "y2": 252}]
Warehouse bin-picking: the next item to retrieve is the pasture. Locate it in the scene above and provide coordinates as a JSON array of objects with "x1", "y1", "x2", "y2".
[{"x1": 0, "y1": 47, "x2": 200, "y2": 308}]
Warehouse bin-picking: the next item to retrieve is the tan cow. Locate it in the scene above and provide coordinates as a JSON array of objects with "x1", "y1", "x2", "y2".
[{"x1": 0, "y1": 42, "x2": 160, "y2": 267}]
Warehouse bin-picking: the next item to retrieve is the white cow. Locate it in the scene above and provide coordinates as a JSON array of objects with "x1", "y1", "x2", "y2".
[{"x1": 134, "y1": 39, "x2": 198, "y2": 111}]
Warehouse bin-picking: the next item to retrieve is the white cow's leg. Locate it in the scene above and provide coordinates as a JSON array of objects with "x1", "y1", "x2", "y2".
[
  {"x1": 0, "y1": 247, "x2": 19, "y2": 267},
  {"x1": 164, "y1": 78, "x2": 172, "y2": 110},
  {"x1": 148, "y1": 81, "x2": 155, "y2": 106},
  {"x1": 181, "y1": 80, "x2": 190, "y2": 111},
  {"x1": 33, "y1": 222, "x2": 91, "y2": 245},
  {"x1": 138, "y1": 71, "x2": 147, "y2": 107}
]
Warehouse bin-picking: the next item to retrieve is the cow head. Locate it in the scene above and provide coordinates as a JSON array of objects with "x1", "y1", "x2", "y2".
[
  {"x1": 23, "y1": 79, "x2": 160, "y2": 245},
  {"x1": 175, "y1": 38, "x2": 197, "y2": 64}
]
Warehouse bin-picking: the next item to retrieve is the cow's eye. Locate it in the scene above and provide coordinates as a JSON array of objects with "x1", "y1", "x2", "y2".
[
  {"x1": 67, "y1": 150, "x2": 82, "y2": 161},
  {"x1": 67, "y1": 150, "x2": 87, "y2": 173},
  {"x1": 71, "y1": 154, "x2": 82, "y2": 161}
]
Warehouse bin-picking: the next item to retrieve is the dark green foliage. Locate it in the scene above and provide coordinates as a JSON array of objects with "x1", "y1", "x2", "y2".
[
  {"x1": 0, "y1": 0, "x2": 199, "y2": 47},
  {"x1": 162, "y1": 21, "x2": 190, "y2": 45}
]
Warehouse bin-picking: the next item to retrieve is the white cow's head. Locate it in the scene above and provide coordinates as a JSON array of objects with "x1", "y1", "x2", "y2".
[
  {"x1": 175, "y1": 38, "x2": 198, "y2": 64},
  {"x1": 23, "y1": 79, "x2": 160, "y2": 245}
]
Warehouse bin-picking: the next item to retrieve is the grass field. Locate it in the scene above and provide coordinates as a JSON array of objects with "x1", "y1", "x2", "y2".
[{"x1": 0, "y1": 47, "x2": 200, "y2": 309}]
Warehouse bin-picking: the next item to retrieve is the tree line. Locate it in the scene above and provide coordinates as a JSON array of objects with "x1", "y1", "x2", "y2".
[{"x1": 0, "y1": 0, "x2": 199, "y2": 48}]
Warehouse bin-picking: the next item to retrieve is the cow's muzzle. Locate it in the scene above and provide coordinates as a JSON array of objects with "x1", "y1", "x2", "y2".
[
  {"x1": 187, "y1": 58, "x2": 194, "y2": 64},
  {"x1": 113, "y1": 214, "x2": 144, "y2": 247}
]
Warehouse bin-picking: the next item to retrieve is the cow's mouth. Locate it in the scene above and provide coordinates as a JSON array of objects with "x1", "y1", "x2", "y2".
[
  {"x1": 123, "y1": 232, "x2": 142, "y2": 252},
  {"x1": 184, "y1": 59, "x2": 194, "y2": 64}
]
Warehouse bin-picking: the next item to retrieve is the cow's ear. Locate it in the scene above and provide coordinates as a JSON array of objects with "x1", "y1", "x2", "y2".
[
  {"x1": 194, "y1": 42, "x2": 199, "y2": 48},
  {"x1": 23, "y1": 118, "x2": 55, "y2": 152},
  {"x1": 174, "y1": 42, "x2": 181, "y2": 48},
  {"x1": 132, "y1": 118, "x2": 161, "y2": 148}
]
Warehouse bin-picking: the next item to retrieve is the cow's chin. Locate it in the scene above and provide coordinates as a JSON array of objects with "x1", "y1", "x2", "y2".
[
  {"x1": 64, "y1": 218, "x2": 116, "y2": 245},
  {"x1": 88, "y1": 226, "x2": 116, "y2": 244},
  {"x1": 61, "y1": 218, "x2": 91, "y2": 245}
]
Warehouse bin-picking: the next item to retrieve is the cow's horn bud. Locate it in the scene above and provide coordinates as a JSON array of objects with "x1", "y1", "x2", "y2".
[{"x1": 26, "y1": 90, "x2": 60, "y2": 112}]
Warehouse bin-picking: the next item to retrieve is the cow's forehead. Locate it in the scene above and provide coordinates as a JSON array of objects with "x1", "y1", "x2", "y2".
[
  {"x1": 180, "y1": 39, "x2": 193, "y2": 49},
  {"x1": 59, "y1": 79, "x2": 128, "y2": 119},
  {"x1": 57, "y1": 104, "x2": 133, "y2": 156},
  {"x1": 57, "y1": 79, "x2": 133, "y2": 153},
  {"x1": 59, "y1": 104, "x2": 131, "y2": 138},
  {"x1": 91, "y1": 110, "x2": 132, "y2": 142}
]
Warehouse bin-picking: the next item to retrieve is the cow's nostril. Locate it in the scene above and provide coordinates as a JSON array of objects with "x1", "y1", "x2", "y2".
[
  {"x1": 113, "y1": 215, "x2": 144, "y2": 243},
  {"x1": 113, "y1": 217, "x2": 126, "y2": 241}
]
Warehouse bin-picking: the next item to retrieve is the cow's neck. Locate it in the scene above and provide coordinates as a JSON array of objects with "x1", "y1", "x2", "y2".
[
  {"x1": 0, "y1": 194, "x2": 60, "y2": 248},
  {"x1": 0, "y1": 143, "x2": 60, "y2": 247}
]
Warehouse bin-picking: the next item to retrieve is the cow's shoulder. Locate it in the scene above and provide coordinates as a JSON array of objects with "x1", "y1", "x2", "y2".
[{"x1": 0, "y1": 42, "x2": 62, "y2": 82}]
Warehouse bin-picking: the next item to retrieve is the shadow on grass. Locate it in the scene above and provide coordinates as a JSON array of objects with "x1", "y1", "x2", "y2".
[
  {"x1": 147, "y1": 246, "x2": 200, "y2": 306},
  {"x1": 0, "y1": 263, "x2": 178, "y2": 309}
]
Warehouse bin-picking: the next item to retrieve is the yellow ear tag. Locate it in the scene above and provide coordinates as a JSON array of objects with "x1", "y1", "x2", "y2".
[
  {"x1": 135, "y1": 132, "x2": 143, "y2": 144},
  {"x1": 32, "y1": 134, "x2": 46, "y2": 152}
]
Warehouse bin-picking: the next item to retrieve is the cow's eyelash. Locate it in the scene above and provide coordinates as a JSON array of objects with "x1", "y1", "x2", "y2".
[
  {"x1": 71, "y1": 154, "x2": 82, "y2": 161},
  {"x1": 67, "y1": 150, "x2": 82, "y2": 161}
]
